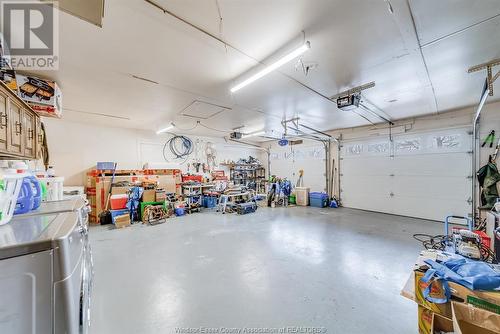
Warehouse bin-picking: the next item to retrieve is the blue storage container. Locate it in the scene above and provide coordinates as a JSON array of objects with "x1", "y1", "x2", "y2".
[
  {"x1": 175, "y1": 208, "x2": 185, "y2": 216},
  {"x1": 309, "y1": 192, "x2": 328, "y2": 208},
  {"x1": 110, "y1": 209, "x2": 130, "y2": 223},
  {"x1": 203, "y1": 196, "x2": 217, "y2": 208}
]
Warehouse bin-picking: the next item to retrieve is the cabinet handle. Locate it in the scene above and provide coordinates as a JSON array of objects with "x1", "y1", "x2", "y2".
[
  {"x1": 0, "y1": 113, "x2": 7, "y2": 128},
  {"x1": 15, "y1": 121, "x2": 22, "y2": 135},
  {"x1": 38, "y1": 133, "x2": 43, "y2": 144},
  {"x1": 28, "y1": 129, "x2": 34, "y2": 140}
]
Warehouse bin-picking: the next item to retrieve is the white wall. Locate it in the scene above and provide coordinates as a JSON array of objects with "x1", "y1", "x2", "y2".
[
  {"x1": 43, "y1": 118, "x2": 263, "y2": 186},
  {"x1": 266, "y1": 139, "x2": 328, "y2": 192}
]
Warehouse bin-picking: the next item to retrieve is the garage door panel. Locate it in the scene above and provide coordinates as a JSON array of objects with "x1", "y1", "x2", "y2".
[
  {"x1": 341, "y1": 156, "x2": 393, "y2": 175},
  {"x1": 341, "y1": 175, "x2": 392, "y2": 195},
  {"x1": 392, "y1": 176, "x2": 471, "y2": 201},
  {"x1": 340, "y1": 127, "x2": 472, "y2": 221},
  {"x1": 391, "y1": 197, "x2": 470, "y2": 221},
  {"x1": 341, "y1": 192, "x2": 393, "y2": 214},
  {"x1": 393, "y1": 154, "x2": 471, "y2": 176}
]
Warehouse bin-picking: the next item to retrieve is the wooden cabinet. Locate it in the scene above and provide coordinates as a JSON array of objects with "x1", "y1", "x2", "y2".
[
  {"x1": 23, "y1": 109, "x2": 36, "y2": 158},
  {"x1": 0, "y1": 81, "x2": 42, "y2": 160},
  {"x1": 8, "y1": 100, "x2": 23, "y2": 155},
  {"x1": 35, "y1": 116, "x2": 43, "y2": 160},
  {"x1": 0, "y1": 92, "x2": 9, "y2": 152}
]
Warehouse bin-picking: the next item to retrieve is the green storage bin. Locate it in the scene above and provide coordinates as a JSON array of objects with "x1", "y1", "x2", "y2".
[{"x1": 140, "y1": 201, "x2": 166, "y2": 220}]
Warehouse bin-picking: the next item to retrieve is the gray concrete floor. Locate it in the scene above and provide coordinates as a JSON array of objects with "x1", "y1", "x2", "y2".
[{"x1": 88, "y1": 207, "x2": 442, "y2": 334}]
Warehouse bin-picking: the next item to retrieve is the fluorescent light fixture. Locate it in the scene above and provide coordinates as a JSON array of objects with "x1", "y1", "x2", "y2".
[
  {"x1": 230, "y1": 41, "x2": 310, "y2": 93},
  {"x1": 156, "y1": 123, "x2": 174, "y2": 135},
  {"x1": 242, "y1": 131, "x2": 266, "y2": 139}
]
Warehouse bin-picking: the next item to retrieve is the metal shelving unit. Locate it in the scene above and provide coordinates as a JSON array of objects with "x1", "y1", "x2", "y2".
[{"x1": 224, "y1": 163, "x2": 266, "y2": 191}]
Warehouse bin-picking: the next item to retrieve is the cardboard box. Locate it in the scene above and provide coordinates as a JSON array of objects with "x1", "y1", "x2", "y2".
[
  {"x1": 449, "y1": 281, "x2": 500, "y2": 315},
  {"x1": 415, "y1": 270, "x2": 453, "y2": 319},
  {"x1": 16, "y1": 74, "x2": 62, "y2": 118},
  {"x1": 155, "y1": 190, "x2": 166, "y2": 202},
  {"x1": 418, "y1": 305, "x2": 433, "y2": 334},
  {"x1": 142, "y1": 189, "x2": 156, "y2": 203},
  {"x1": 111, "y1": 186, "x2": 130, "y2": 195},
  {"x1": 452, "y1": 301, "x2": 500, "y2": 334},
  {"x1": 433, "y1": 313, "x2": 454, "y2": 333},
  {"x1": 418, "y1": 305, "x2": 455, "y2": 334},
  {"x1": 0, "y1": 69, "x2": 17, "y2": 92},
  {"x1": 114, "y1": 214, "x2": 131, "y2": 229}
]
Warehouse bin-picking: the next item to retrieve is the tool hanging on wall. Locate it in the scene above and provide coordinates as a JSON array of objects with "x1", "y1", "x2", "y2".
[
  {"x1": 482, "y1": 130, "x2": 496, "y2": 148},
  {"x1": 490, "y1": 137, "x2": 500, "y2": 162},
  {"x1": 296, "y1": 170, "x2": 304, "y2": 187}
]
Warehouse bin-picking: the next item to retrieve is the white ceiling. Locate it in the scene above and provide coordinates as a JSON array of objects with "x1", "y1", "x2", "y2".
[{"x1": 32, "y1": 0, "x2": 500, "y2": 139}]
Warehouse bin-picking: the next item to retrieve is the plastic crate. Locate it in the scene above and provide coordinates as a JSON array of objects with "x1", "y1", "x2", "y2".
[
  {"x1": 96, "y1": 162, "x2": 116, "y2": 170},
  {"x1": 203, "y1": 196, "x2": 217, "y2": 208},
  {"x1": 309, "y1": 192, "x2": 328, "y2": 208}
]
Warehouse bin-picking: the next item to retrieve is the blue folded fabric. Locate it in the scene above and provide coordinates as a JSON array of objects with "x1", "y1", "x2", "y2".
[{"x1": 421, "y1": 256, "x2": 500, "y2": 304}]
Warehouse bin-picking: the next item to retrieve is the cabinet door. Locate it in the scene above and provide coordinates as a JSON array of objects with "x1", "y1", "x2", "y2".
[
  {"x1": 0, "y1": 92, "x2": 9, "y2": 152},
  {"x1": 23, "y1": 110, "x2": 36, "y2": 158},
  {"x1": 7, "y1": 99, "x2": 23, "y2": 155},
  {"x1": 35, "y1": 116, "x2": 43, "y2": 160}
]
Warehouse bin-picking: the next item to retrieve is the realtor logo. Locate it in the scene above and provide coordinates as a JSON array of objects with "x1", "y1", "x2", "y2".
[{"x1": 1, "y1": 1, "x2": 59, "y2": 70}]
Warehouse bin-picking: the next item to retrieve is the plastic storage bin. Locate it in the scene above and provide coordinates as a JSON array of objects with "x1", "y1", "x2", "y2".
[
  {"x1": 96, "y1": 162, "x2": 116, "y2": 170},
  {"x1": 309, "y1": 192, "x2": 328, "y2": 208},
  {"x1": 0, "y1": 173, "x2": 24, "y2": 225},
  {"x1": 203, "y1": 196, "x2": 217, "y2": 208},
  {"x1": 110, "y1": 194, "x2": 128, "y2": 210}
]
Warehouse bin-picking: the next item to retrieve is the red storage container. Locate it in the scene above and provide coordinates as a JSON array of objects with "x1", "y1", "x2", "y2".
[{"x1": 110, "y1": 194, "x2": 128, "y2": 210}]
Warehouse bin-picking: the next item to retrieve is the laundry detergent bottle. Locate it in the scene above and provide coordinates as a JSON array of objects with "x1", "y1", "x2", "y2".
[
  {"x1": 14, "y1": 177, "x2": 34, "y2": 215},
  {"x1": 27, "y1": 176, "x2": 42, "y2": 210}
]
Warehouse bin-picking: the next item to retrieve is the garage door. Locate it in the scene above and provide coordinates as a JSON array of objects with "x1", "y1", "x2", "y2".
[
  {"x1": 270, "y1": 143, "x2": 326, "y2": 192},
  {"x1": 339, "y1": 127, "x2": 472, "y2": 221}
]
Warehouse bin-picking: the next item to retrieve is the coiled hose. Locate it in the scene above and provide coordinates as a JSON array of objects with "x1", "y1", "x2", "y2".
[{"x1": 163, "y1": 135, "x2": 194, "y2": 161}]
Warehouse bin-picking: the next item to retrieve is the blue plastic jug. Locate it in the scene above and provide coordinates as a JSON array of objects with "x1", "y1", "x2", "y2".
[
  {"x1": 14, "y1": 178, "x2": 34, "y2": 215},
  {"x1": 27, "y1": 176, "x2": 42, "y2": 210}
]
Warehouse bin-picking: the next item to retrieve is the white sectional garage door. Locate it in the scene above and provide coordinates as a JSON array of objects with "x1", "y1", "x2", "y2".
[{"x1": 339, "y1": 127, "x2": 472, "y2": 221}]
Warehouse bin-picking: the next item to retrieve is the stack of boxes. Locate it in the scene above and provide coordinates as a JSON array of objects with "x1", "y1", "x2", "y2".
[
  {"x1": 402, "y1": 254, "x2": 500, "y2": 334},
  {"x1": 85, "y1": 168, "x2": 181, "y2": 224}
]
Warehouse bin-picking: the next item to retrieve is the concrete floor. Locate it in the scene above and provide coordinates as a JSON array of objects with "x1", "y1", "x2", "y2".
[{"x1": 88, "y1": 207, "x2": 442, "y2": 334}]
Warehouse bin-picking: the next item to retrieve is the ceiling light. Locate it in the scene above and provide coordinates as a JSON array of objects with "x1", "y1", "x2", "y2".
[
  {"x1": 241, "y1": 131, "x2": 266, "y2": 139},
  {"x1": 156, "y1": 123, "x2": 174, "y2": 135},
  {"x1": 230, "y1": 41, "x2": 311, "y2": 93}
]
